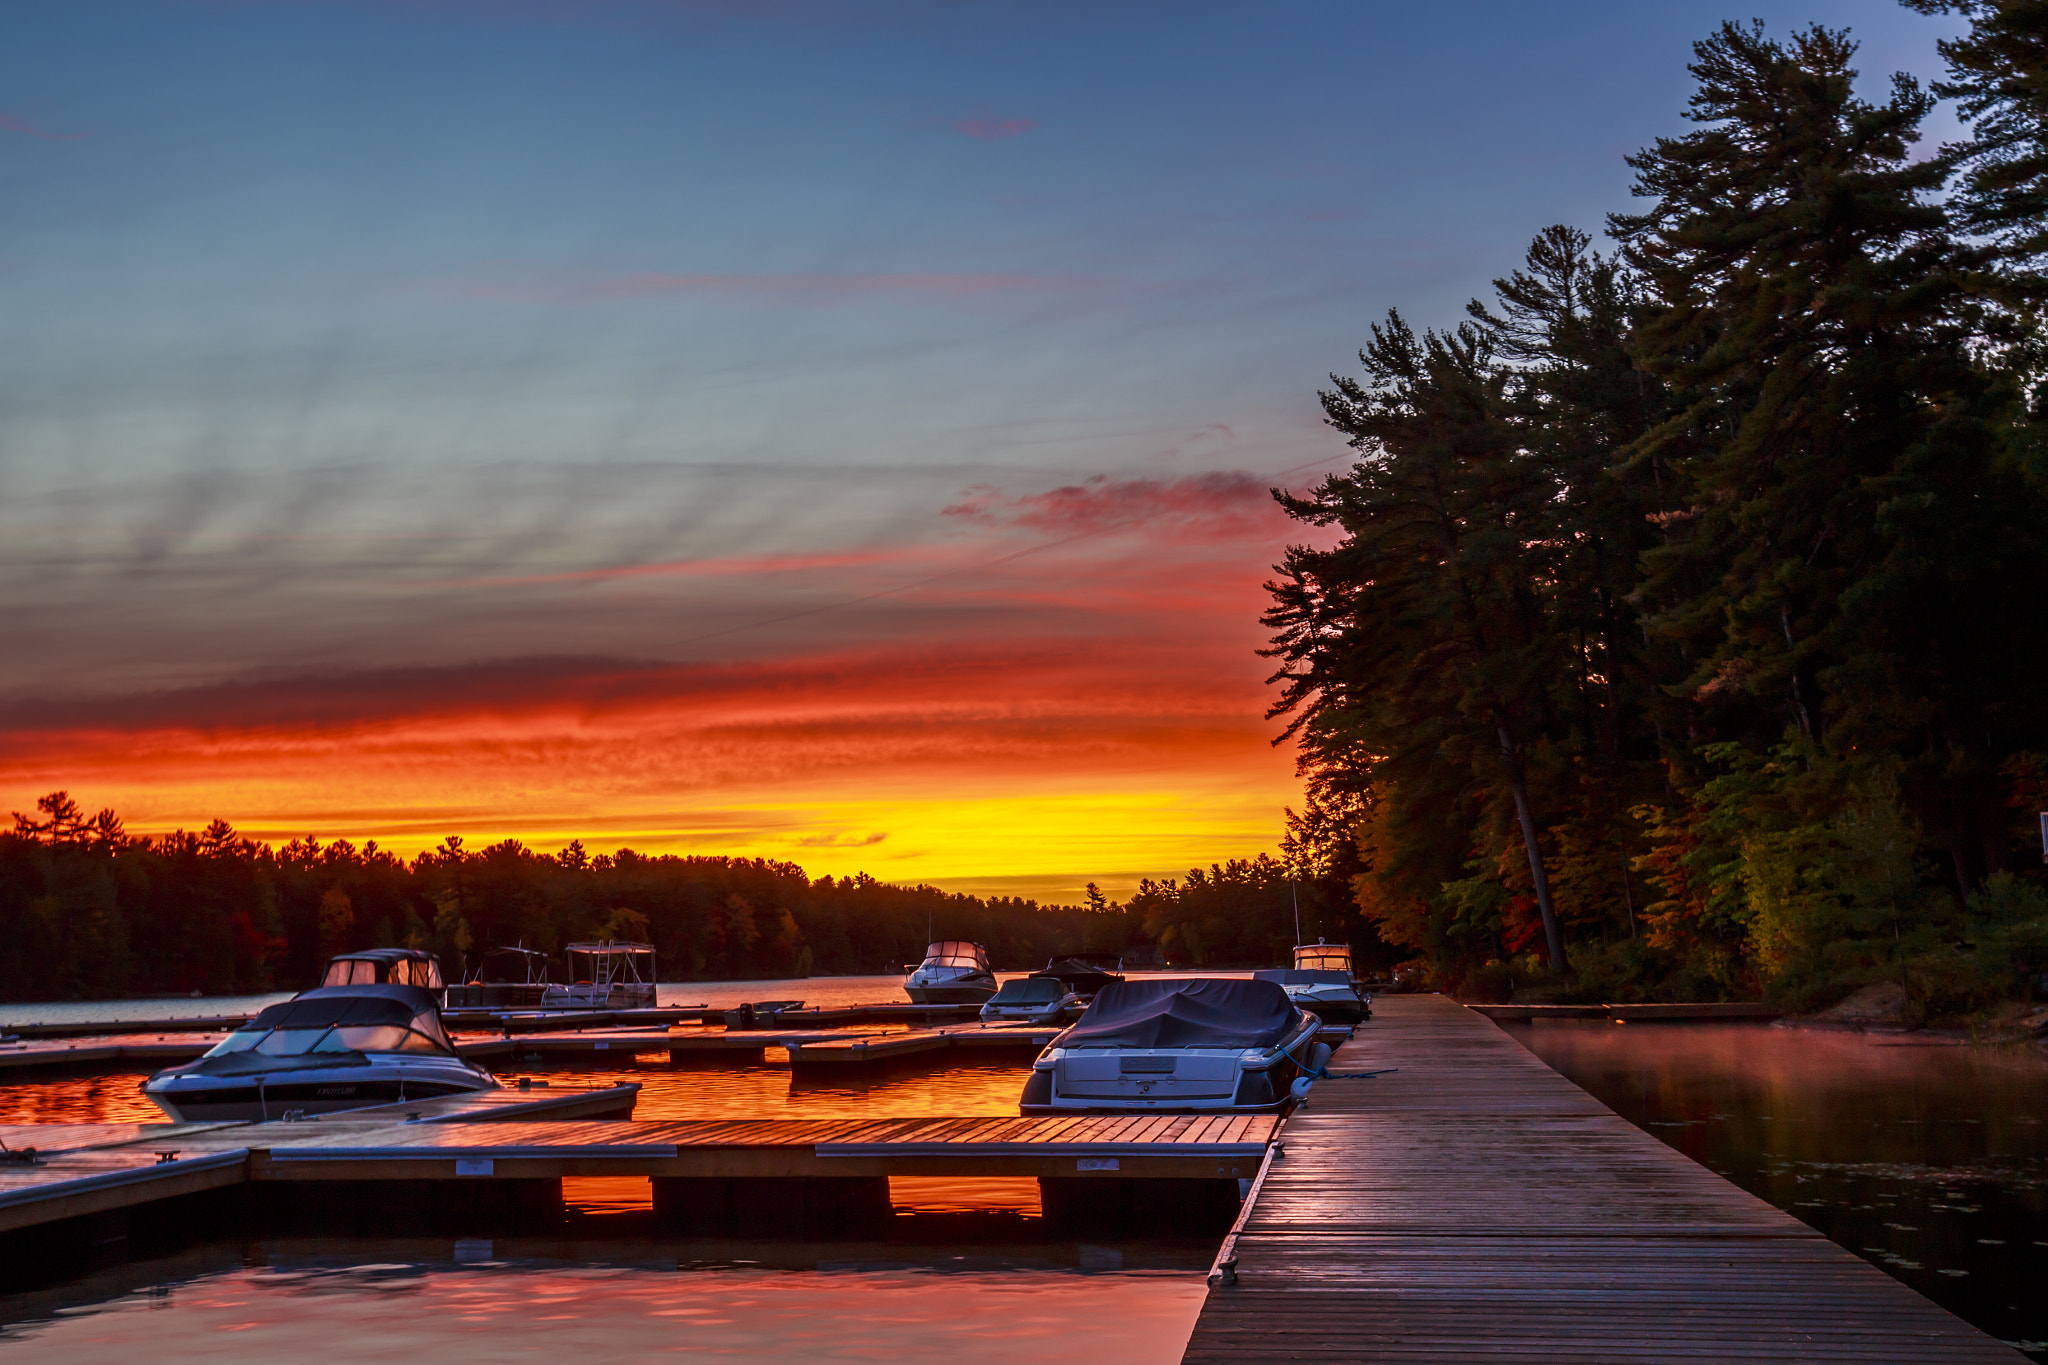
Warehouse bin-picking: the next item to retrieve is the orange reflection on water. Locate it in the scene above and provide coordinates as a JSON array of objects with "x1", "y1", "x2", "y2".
[
  {"x1": 0, "y1": 1055, "x2": 1032, "y2": 1129},
  {"x1": 0, "y1": 1261, "x2": 1208, "y2": 1364},
  {"x1": 0, "y1": 1071, "x2": 162, "y2": 1125}
]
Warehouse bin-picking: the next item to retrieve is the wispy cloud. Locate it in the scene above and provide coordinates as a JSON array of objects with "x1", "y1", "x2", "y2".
[
  {"x1": 428, "y1": 547, "x2": 920, "y2": 591},
  {"x1": 441, "y1": 269, "x2": 1089, "y2": 304},
  {"x1": 955, "y1": 116, "x2": 1036, "y2": 141},
  {"x1": 0, "y1": 113, "x2": 89, "y2": 141}
]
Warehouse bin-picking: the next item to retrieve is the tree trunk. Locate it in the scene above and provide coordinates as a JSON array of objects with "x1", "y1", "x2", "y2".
[{"x1": 1500, "y1": 722, "x2": 1569, "y2": 973}]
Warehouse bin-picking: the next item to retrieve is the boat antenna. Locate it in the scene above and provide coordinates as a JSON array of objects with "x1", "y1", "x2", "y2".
[{"x1": 1292, "y1": 880, "x2": 1301, "y2": 946}]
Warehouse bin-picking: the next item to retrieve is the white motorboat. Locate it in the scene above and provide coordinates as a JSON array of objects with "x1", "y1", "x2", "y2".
[
  {"x1": 540, "y1": 940, "x2": 657, "y2": 1010},
  {"x1": 1019, "y1": 977, "x2": 1326, "y2": 1115},
  {"x1": 1258, "y1": 940, "x2": 1371, "y2": 1024},
  {"x1": 903, "y1": 941, "x2": 997, "y2": 1004},
  {"x1": 979, "y1": 975, "x2": 1081, "y2": 1025},
  {"x1": 142, "y1": 982, "x2": 495, "y2": 1122}
]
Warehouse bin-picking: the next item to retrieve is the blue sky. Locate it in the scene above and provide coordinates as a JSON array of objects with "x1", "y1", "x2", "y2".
[{"x1": 0, "y1": 0, "x2": 1973, "y2": 887}]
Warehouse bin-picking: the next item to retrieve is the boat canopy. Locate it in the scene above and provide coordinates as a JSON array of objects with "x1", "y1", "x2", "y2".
[
  {"x1": 1255, "y1": 968, "x2": 1353, "y2": 988},
  {"x1": 321, "y1": 948, "x2": 444, "y2": 990},
  {"x1": 200, "y1": 984, "x2": 454, "y2": 1062},
  {"x1": 1292, "y1": 942, "x2": 1353, "y2": 974},
  {"x1": 993, "y1": 976, "x2": 1068, "y2": 1004},
  {"x1": 1062, "y1": 978, "x2": 1301, "y2": 1050},
  {"x1": 473, "y1": 945, "x2": 550, "y2": 983},
  {"x1": 921, "y1": 941, "x2": 990, "y2": 970},
  {"x1": 563, "y1": 940, "x2": 655, "y2": 985}
]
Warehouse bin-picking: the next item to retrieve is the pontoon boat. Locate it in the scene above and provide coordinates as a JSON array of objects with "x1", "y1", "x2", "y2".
[
  {"x1": 541, "y1": 940, "x2": 657, "y2": 1010},
  {"x1": 444, "y1": 944, "x2": 552, "y2": 1009}
]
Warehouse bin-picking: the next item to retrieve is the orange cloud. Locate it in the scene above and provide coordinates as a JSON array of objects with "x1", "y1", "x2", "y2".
[{"x1": 0, "y1": 465, "x2": 1332, "y2": 894}]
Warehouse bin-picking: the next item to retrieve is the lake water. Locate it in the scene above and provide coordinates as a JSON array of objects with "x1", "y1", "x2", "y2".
[
  {"x1": 1506, "y1": 1019, "x2": 2048, "y2": 1358},
  {"x1": 0, "y1": 976, "x2": 1215, "y2": 1362},
  {"x1": 12, "y1": 983, "x2": 2048, "y2": 1359}
]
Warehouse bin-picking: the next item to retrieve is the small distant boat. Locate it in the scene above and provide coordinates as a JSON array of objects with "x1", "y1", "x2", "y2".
[
  {"x1": 903, "y1": 941, "x2": 998, "y2": 1004},
  {"x1": 1034, "y1": 953, "x2": 1126, "y2": 1000},
  {"x1": 1257, "y1": 940, "x2": 1372, "y2": 1025},
  {"x1": 1019, "y1": 977, "x2": 1324, "y2": 1115},
  {"x1": 142, "y1": 982, "x2": 495, "y2": 1122},
  {"x1": 980, "y1": 975, "x2": 1081, "y2": 1025},
  {"x1": 541, "y1": 941, "x2": 657, "y2": 1010}
]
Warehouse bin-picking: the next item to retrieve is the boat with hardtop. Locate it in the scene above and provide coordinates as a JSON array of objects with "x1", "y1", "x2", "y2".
[{"x1": 902, "y1": 940, "x2": 998, "y2": 1004}]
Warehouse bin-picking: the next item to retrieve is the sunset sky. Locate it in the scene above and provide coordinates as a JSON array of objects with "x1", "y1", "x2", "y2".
[{"x1": 0, "y1": 0, "x2": 1960, "y2": 899}]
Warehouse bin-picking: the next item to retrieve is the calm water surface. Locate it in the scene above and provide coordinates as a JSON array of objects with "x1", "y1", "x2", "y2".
[
  {"x1": 1507, "y1": 1020, "x2": 2048, "y2": 1357},
  {"x1": 0, "y1": 976, "x2": 1219, "y2": 1360},
  {"x1": 0, "y1": 1245, "x2": 1209, "y2": 1363}
]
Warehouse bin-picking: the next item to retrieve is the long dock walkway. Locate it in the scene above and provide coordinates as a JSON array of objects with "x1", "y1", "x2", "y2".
[{"x1": 1184, "y1": 993, "x2": 2026, "y2": 1364}]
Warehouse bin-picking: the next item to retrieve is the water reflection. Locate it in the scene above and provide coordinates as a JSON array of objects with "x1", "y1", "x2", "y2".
[
  {"x1": 1506, "y1": 1020, "x2": 2048, "y2": 1358},
  {"x1": 0, "y1": 1240, "x2": 1210, "y2": 1364},
  {"x1": 0, "y1": 1056, "x2": 1033, "y2": 1127}
]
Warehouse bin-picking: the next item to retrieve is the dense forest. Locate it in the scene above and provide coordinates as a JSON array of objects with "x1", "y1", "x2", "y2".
[
  {"x1": 0, "y1": 792, "x2": 1344, "y2": 1001},
  {"x1": 1265, "y1": 12, "x2": 2048, "y2": 1015}
]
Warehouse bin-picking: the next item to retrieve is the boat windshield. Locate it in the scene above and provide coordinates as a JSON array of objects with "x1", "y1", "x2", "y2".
[
  {"x1": 920, "y1": 941, "x2": 989, "y2": 971},
  {"x1": 992, "y1": 977, "x2": 1065, "y2": 1004},
  {"x1": 1293, "y1": 943, "x2": 1353, "y2": 973},
  {"x1": 203, "y1": 993, "x2": 453, "y2": 1059}
]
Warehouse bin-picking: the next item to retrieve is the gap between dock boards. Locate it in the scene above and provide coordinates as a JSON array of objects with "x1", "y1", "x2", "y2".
[{"x1": 1181, "y1": 993, "x2": 2028, "y2": 1365}]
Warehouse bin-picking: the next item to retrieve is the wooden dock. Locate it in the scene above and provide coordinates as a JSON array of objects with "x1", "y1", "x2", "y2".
[
  {"x1": 783, "y1": 1023, "x2": 1063, "y2": 1068},
  {"x1": 0, "y1": 1109, "x2": 1270, "y2": 1235},
  {"x1": 1, "y1": 1023, "x2": 1067, "y2": 1074},
  {"x1": 1183, "y1": 993, "x2": 2025, "y2": 1364},
  {"x1": 0, "y1": 1000, "x2": 985, "y2": 1042}
]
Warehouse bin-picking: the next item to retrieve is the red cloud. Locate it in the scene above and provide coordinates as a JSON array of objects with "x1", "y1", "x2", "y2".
[
  {"x1": 955, "y1": 117, "x2": 1036, "y2": 141},
  {"x1": 0, "y1": 113, "x2": 89, "y2": 141},
  {"x1": 943, "y1": 472, "x2": 1279, "y2": 540}
]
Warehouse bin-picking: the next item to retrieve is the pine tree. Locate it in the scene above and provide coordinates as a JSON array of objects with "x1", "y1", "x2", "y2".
[
  {"x1": 1264, "y1": 313, "x2": 1572, "y2": 971},
  {"x1": 1612, "y1": 22, "x2": 2046, "y2": 890}
]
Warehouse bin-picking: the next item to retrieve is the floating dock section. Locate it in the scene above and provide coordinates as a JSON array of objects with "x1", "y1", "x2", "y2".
[{"x1": 1183, "y1": 993, "x2": 2024, "y2": 1364}]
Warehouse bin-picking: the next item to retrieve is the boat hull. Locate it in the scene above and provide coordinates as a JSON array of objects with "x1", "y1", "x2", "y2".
[
  {"x1": 905, "y1": 979, "x2": 997, "y2": 1004},
  {"x1": 1289, "y1": 992, "x2": 1370, "y2": 1025},
  {"x1": 144, "y1": 1058, "x2": 496, "y2": 1123}
]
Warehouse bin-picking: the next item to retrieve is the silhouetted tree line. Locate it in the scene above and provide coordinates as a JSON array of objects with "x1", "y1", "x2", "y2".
[
  {"x1": 1266, "y1": 16, "x2": 2048, "y2": 1013},
  {"x1": 0, "y1": 792, "x2": 1182, "y2": 1002}
]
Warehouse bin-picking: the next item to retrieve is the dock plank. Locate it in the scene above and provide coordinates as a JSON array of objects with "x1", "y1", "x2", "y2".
[{"x1": 1182, "y1": 994, "x2": 2025, "y2": 1364}]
